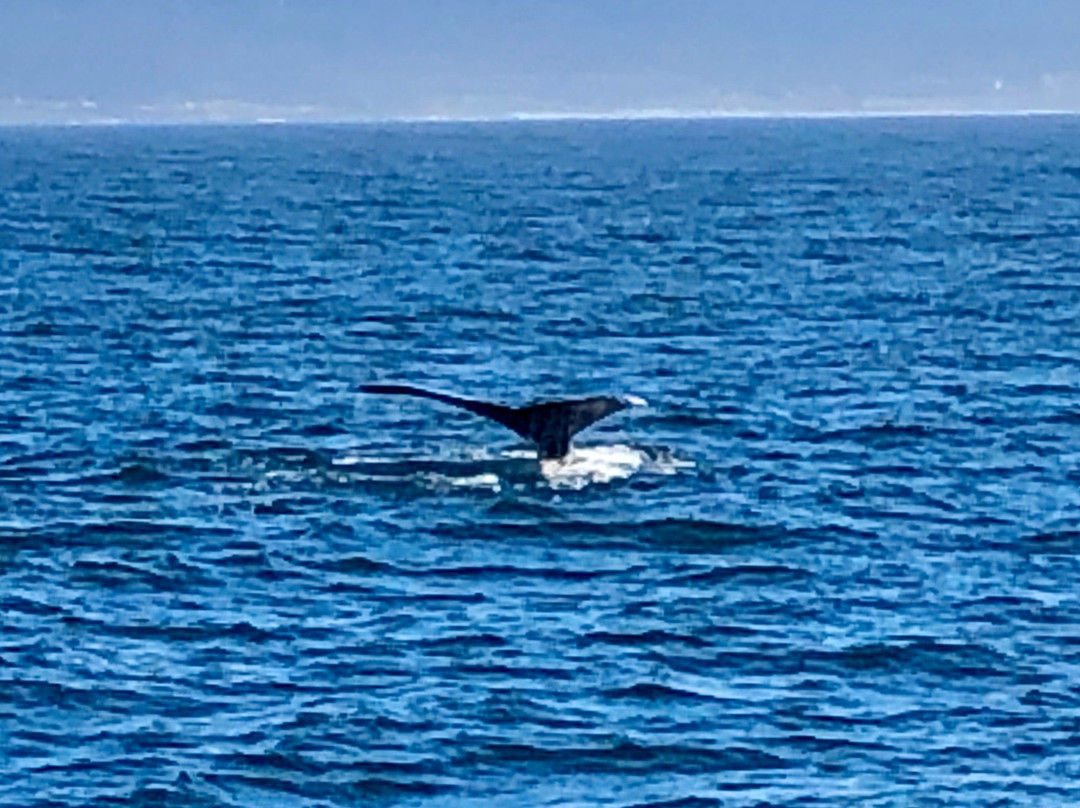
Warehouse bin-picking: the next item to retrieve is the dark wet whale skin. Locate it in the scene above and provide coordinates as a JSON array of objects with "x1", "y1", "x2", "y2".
[{"x1": 360, "y1": 383, "x2": 631, "y2": 458}]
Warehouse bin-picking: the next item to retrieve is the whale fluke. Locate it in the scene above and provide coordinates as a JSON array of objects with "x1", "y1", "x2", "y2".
[{"x1": 360, "y1": 383, "x2": 643, "y2": 460}]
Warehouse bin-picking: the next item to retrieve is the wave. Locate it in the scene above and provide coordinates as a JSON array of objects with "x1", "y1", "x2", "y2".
[
  {"x1": 582, "y1": 630, "x2": 711, "y2": 649},
  {"x1": 664, "y1": 563, "x2": 812, "y2": 586},
  {"x1": 431, "y1": 517, "x2": 793, "y2": 553},
  {"x1": 202, "y1": 771, "x2": 452, "y2": 801},
  {"x1": 457, "y1": 739, "x2": 788, "y2": 774},
  {"x1": 625, "y1": 798, "x2": 724, "y2": 808},
  {"x1": 303, "y1": 552, "x2": 613, "y2": 582},
  {"x1": 1017, "y1": 529, "x2": 1080, "y2": 553},
  {"x1": 705, "y1": 639, "x2": 1013, "y2": 679},
  {"x1": 0, "y1": 520, "x2": 235, "y2": 554},
  {"x1": 799, "y1": 422, "x2": 945, "y2": 449},
  {"x1": 602, "y1": 682, "x2": 722, "y2": 702}
]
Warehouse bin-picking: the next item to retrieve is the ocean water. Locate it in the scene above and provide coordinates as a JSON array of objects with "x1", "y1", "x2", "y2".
[{"x1": 1, "y1": 117, "x2": 1079, "y2": 807}]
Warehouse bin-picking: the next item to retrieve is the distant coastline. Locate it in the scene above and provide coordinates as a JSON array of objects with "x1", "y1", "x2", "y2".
[{"x1": 2, "y1": 106, "x2": 1080, "y2": 128}]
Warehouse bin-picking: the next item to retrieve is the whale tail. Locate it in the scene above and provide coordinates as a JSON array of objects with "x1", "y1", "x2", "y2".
[{"x1": 359, "y1": 384, "x2": 641, "y2": 460}]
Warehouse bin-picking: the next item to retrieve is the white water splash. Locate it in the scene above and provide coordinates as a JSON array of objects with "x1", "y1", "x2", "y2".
[
  {"x1": 331, "y1": 444, "x2": 691, "y2": 492},
  {"x1": 540, "y1": 444, "x2": 682, "y2": 489},
  {"x1": 421, "y1": 471, "x2": 502, "y2": 492}
]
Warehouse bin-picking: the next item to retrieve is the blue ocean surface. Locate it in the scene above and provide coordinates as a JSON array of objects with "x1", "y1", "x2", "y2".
[{"x1": 1, "y1": 117, "x2": 1079, "y2": 807}]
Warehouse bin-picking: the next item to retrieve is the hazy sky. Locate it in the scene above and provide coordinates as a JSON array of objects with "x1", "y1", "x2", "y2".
[{"x1": 3, "y1": 0, "x2": 1080, "y2": 123}]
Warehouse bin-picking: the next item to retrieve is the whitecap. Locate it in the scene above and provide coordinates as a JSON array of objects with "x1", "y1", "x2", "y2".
[{"x1": 540, "y1": 444, "x2": 649, "y2": 489}]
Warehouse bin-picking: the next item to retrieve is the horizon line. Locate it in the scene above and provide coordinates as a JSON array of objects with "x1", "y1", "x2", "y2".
[{"x1": 2, "y1": 107, "x2": 1080, "y2": 128}]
